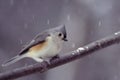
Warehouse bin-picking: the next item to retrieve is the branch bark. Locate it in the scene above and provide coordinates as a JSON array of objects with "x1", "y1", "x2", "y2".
[{"x1": 0, "y1": 31, "x2": 120, "y2": 80}]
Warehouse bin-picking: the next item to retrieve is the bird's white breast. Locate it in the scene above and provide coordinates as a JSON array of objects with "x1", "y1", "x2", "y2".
[{"x1": 28, "y1": 36, "x2": 63, "y2": 59}]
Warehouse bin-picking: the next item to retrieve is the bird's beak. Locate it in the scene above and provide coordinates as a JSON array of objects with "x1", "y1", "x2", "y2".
[{"x1": 63, "y1": 38, "x2": 68, "y2": 41}]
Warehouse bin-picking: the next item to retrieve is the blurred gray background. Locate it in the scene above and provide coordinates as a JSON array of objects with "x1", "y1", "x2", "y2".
[{"x1": 0, "y1": 0, "x2": 120, "y2": 80}]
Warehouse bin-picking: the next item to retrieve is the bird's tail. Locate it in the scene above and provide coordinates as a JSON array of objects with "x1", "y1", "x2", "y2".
[{"x1": 2, "y1": 55, "x2": 24, "y2": 67}]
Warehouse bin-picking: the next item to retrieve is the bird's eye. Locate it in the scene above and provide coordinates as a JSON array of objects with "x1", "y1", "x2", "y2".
[
  {"x1": 48, "y1": 34, "x2": 50, "y2": 36},
  {"x1": 58, "y1": 33, "x2": 62, "y2": 37}
]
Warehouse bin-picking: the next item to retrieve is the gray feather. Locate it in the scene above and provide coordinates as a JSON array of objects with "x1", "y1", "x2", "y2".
[
  {"x1": 19, "y1": 31, "x2": 49, "y2": 55},
  {"x1": 2, "y1": 55, "x2": 23, "y2": 67}
]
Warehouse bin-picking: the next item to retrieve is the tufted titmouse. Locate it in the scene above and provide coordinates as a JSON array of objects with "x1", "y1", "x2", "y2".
[{"x1": 2, "y1": 25, "x2": 67, "y2": 66}]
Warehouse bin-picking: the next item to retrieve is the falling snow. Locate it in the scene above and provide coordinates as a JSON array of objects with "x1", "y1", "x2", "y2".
[
  {"x1": 10, "y1": 0, "x2": 14, "y2": 6},
  {"x1": 20, "y1": 40, "x2": 23, "y2": 44},
  {"x1": 32, "y1": 16, "x2": 35, "y2": 20},
  {"x1": 67, "y1": 15, "x2": 70, "y2": 21},
  {"x1": 47, "y1": 19, "x2": 50, "y2": 25},
  {"x1": 113, "y1": 75, "x2": 118, "y2": 80},
  {"x1": 72, "y1": 43, "x2": 75, "y2": 48},
  {"x1": 24, "y1": 23, "x2": 28, "y2": 29},
  {"x1": 65, "y1": 0, "x2": 69, "y2": 3},
  {"x1": 23, "y1": 0, "x2": 27, "y2": 4},
  {"x1": 98, "y1": 20, "x2": 102, "y2": 27}
]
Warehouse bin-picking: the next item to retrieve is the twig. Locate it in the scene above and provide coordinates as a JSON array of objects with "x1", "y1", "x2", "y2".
[{"x1": 0, "y1": 31, "x2": 120, "y2": 80}]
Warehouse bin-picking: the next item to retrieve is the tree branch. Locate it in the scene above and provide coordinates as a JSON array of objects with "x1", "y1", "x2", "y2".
[{"x1": 0, "y1": 31, "x2": 120, "y2": 80}]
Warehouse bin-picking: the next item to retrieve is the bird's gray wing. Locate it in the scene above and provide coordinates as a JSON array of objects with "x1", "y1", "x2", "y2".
[{"x1": 19, "y1": 31, "x2": 49, "y2": 55}]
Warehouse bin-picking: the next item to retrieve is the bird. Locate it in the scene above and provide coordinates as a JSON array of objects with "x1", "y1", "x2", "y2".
[{"x1": 2, "y1": 25, "x2": 68, "y2": 67}]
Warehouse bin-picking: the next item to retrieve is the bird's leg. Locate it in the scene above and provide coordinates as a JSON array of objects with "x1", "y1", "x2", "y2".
[{"x1": 50, "y1": 55, "x2": 60, "y2": 62}]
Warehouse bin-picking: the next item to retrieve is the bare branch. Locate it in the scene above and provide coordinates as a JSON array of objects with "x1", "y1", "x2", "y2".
[{"x1": 0, "y1": 31, "x2": 120, "y2": 80}]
